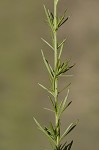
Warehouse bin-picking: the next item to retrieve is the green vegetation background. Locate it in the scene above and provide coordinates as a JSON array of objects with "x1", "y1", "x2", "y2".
[{"x1": 0, "y1": 0, "x2": 99, "y2": 150}]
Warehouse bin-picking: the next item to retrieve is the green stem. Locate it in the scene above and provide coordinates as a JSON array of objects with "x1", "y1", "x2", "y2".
[
  {"x1": 54, "y1": 0, "x2": 60, "y2": 148},
  {"x1": 54, "y1": 0, "x2": 57, "y2": 68}
]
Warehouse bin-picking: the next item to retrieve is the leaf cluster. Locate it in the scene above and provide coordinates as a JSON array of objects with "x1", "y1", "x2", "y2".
[
  {"x1": 44, "y1": 5, "x2": 69, "y2": 32},
  {"x1": 34, "y1": 117, "x2": 78, "y2": 149},
  {"x1": 55, "y1": 140, "x2": 73, "y2": 150}
]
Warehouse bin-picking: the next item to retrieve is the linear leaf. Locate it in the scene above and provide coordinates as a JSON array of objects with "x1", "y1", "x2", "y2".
[
  {"x1": 68, "y1": 141, "x2": 73, "y2": 150},
  {"x1": 48, "y1": 96, "x2": 55, "y2": 107},
  {"x1": 60, "y1": 74, "x2": 73, "y2": 77},
  {"x1": 58, "y1": 43, "x2": 64, "y2": 59},
  {"x1": 60, "y1": 120, "x2": 79, "y2": 141},
  {"x1": 61, "y1": 89, "x2": 69, "y2": 111},
  {"x1": 58, "y1": 38, "x2": 67, "y2": 49},
  {"x1": 48, "y1": 96, "x2": 55, "y2": 109},
  {"x1": 50, "y1": 122, "x2": 55, "y2": 135},
  {"x1": 41, "y1": 38, "x2": 54, "y2": 51},
  {"x1": 63, "y1": 64, "x2": 75, "y2": 74},
  {"x1": 57, "y1": 63, "x2": 75, "y2": 76},
  {"x1": 56, "y1": 60, "x2": 69, "y2": 76},
  {"x1": 59, "y1": 17, "x2": 69, "y2": 28},
  {"x1": 38, "y1": 83, "x2": 54, "y2": 96},
  {"x1": 49, "y1": 64, "x2": 54, "y2": 77},
  {"x1": 60, "y1": 142, "x2": 67, "y2": 150},
  {"x1": 33, "y1": 117, "x2": 56, "y2": 145},
  {"x1": 58, "y1": 9, "x2": 68, "y2": 28},
  {"x1": 56, "y1": 59, "x2": 61, "y2": 73},
  {"x1": 62, "y1": 101, "x2": 72, "y2": 113},
  {"x1": 49, "y1": 122, "x2": 57, "y2": 140},
  {"x1": 44, "y1": 108, "x2": 54, "y2": 112},
  {"x1": 59, "y1": 83, "x2": 71, "y2": 94},
  {"x1": 58, "y1": 38, "x2": 67, "y2": 59},
  {"x1": 60, "y1": 141, "x2": 73, "y2": 150},
  {"x1": 44, "y1": 127, "x2": 52, "y2": 137},
  {"x1": 41, "y1": 50, "x2": 53, "y2": 78},
  {"x1": 58, "y1": 89, "x2": 70, "y2": 116},
  {"x1": 43, "y1": 5, "x2": 54, "y2": 31},
  {"x1": 48, "y1": 9, "x2": 54, "y2": 25}
]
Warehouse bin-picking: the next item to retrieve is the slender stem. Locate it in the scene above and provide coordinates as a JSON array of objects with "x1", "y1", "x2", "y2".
[
  {"x1": 54, "y1": 0, "x2": 57, "y2": 69},
  {"x1": 54, "y1": 0, "x2": 60, "y2": 148}
]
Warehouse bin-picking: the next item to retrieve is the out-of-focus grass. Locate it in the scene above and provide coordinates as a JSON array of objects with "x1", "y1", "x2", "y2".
[{"x1": 0, "y1": 0, "x2": 99, "y2": 150}]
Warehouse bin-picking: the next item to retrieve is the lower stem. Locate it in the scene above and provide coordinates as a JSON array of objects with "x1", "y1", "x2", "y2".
[{"x1": 56, "y1": 114, "x2": 60, "y2": 148}]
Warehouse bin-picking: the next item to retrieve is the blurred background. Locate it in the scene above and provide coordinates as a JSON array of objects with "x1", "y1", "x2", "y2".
[{"x1": 0, "y1": 0, "x2": 99, "y2": 150}]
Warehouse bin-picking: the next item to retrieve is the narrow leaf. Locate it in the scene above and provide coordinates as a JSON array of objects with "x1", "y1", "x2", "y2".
[
  {"x1": 49, "y1": 64, "x2": 54, "y2": 77},
  {"x1": 41, "y1": 50, "x2": 53, "y2": 78},
  {"x1": 61, "y1": 89, "x2": 69, "y2": 111},
  {"x1": 41, "y1": 38, "x2": 54, "y2": 51},
  {"x1": 60, "y1": 141, "x2": 73, "y2": 150},
  {"x1": 58, "y1": 63, "x2": 75, "y2": 76},
  {"x1": 44, "y1": 108, "x2": 54, "y2": 112},
  {"x1": 33, "y1": 117, "x2": 56, "y2": 145},
  {"x1": 60, "y1": 120, "x2": 79, "y2": 141},
  {"x1": 58, "y1": 9, "x2": 67, "y2": 27},
  {"x1": 58, "y1": 43, "x2": 64, "y2": 59},
  {"x1": 48, "y1": 96, "x2": 55, "y2": 108},
  {"x1": 58, "y1": 89, "x2": 70, "y2": 116},
  {"x1": 49, "y1": 122, "x2": 57, "y2": 140},
  {"x1": 62, "y1": 101, "x2": 72, "y2": 113},
  {"x1": 59, "y1": 83, "x2": 71, "y2": 94},
  {"x1": 68, "y1": 141, "x2": 73, "y2": 150},
  {"x1": 59, "y1": 17, "x2": 69, "y2": 28},
  {"x1": 58, "y1": 38, "x2": 67, "y2": 49},
  {"x1": 44, "y1": 127, "x2": 52, "y2": 136},
  {"x1": 60, "y1": 74, "x2": 73, "y2": 77},
  {"x1": 50, "y1": 12, "x2": 54, "y2": 20},
  {"x1": 60, "y1": 142, "x2": 67, "y2": 150},
  {"x1": 38, "y1": 83, "x2": 54, "y2": 96},
  {"x1": 43, "y1": 5, "x2": 54, "y2": 31},
  {"x1": 50, "y1": 122, "x2": 55, "y2": 135}
]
